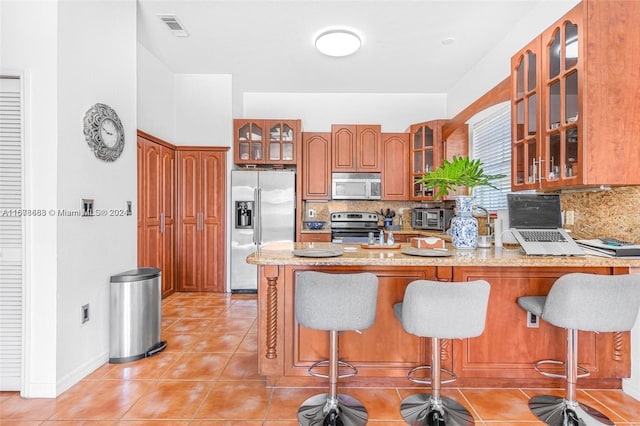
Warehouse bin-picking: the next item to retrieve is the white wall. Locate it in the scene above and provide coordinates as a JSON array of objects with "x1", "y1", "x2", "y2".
[
  {"x1": 55, "y1": 0, "x2": 137, "y2": 395},
  {"x1": 243, "y1": 93, "x2": 447, "y2": 133},
  {"x1": 1, "y1": 0, "x2": 59, "y2": 397},
  {"x1": 1, "y1": 0, "x2": 137, "y2": 397},
  {"x1": 137, "y1": 43, "x2": 175, "y2": 143},
  {"x1": 174, "y1": 74, "x2": 233, "y2": 147}
]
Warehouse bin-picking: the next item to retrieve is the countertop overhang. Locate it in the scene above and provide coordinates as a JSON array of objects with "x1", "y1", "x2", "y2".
[{"x1": 247, "y1": 242, "x2": 640, "y2": 268}]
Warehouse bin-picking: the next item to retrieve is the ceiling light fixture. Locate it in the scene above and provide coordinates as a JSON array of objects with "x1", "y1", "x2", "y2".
[{"x1": 315, "y1": 30, "x2": 361, "y2": 57}]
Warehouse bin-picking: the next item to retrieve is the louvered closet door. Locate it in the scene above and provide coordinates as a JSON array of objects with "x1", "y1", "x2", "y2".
[{"x1": 0, "y1": 76, "x2": 23, "y2": 391}]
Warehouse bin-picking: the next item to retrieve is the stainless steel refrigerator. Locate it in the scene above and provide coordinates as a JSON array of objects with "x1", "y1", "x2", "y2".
[{"x1": 231, "y1": 169, "x2": 296, "y2": 292}]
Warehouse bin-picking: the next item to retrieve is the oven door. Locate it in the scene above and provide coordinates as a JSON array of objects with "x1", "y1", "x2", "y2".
[{"x1": 331, "y1": 230, "x2": 373, "y2": 243}]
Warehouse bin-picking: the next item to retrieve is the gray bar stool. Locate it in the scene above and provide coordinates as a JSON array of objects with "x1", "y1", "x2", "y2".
[
  {"x1": 394, "y1": 279, "x2": 490, "y2": 426},
  {"x1": 517, "y1": 273, "x2": 640, "y2": 426},
  {"x1": 295, "y1": 271, "x2": 379, "y2": 426}
]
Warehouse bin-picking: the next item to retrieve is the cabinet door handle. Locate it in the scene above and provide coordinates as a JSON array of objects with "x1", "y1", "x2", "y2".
[{"x1": 160, "y1": 212, "x2": 165, "y2": 233}]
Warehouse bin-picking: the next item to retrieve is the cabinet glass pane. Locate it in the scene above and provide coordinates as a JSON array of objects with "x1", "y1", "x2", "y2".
[
  {"x1": 515, "y1": 144, "x2": 524, "y2": 184},
  {"x1": 250, "y1": 124, "x2": 262, "y2": 141},
  {"x1": 516, "y1": 56, "x2": 524, "y2": 98},
  {"x1": 252, "y1": 142, "x2": 262, "y2": 160},
  {"x1": 424, "y1": 127, "x2": 433, "y2": 148},
  {"x1": 527, "y1": 143, "x2": 537, "y2": 183},
  {"x1": 566, "y1": 126, "x2": 579, "y2": 178},
  {"x1": 424, "y1": 151, "x2": 433, "y2": 172},
  {"x1": 565, "y1": 72, "x2": 578, "y2": 123},
  {"x1": 283, "y1": 124, "x2": 294, "y2": 141},
  {"x1": 413, "y1": 128, "x2": 423, "y2": 150},
  {"x1": 238, "y1": 142, "x2": 250, "y2": 160},
  {"x1": 269, "y1": 124, "x2": 281, "y2": 141},
  {"x1": 239, "y1": 124, "x2": 250, "y2": 141},
  {"x1": 548, "y1": 133, "x2": 561, "y2": 180},
  {"x1": 528, "y1": 94, "x2": 537, "y2": 135},
  {"x1": 413, "y1": 151, "x2": 423, "y2": 174},
  {"x1": 527, "y1": 52, "x2": 537, "y2": 92},
  {"x1": 549, "y1": 30, "x2": 561, "y2": 78},
  {"x1": 269, "y1": 143, "x2": 280, "y2": 160},
  {"x1": 283, "y1": 143, "x2": 293, "y2": 160},
  {"x1": 548, "y1": 81, "x2": 561, "y2": 129},
  {"x1": 565, "y1": 22, "x2": 578, "y2": 69},
  {"x1": 516, "y1": 100, "x2": 524, "y2": 140}
]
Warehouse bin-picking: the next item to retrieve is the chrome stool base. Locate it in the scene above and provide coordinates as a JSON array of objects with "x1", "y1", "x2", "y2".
[
  {"x1": 297, "y1": 393, "x2": 368, "y2": 426},
  {"x1": 400, "y1": 393, "x2": 474, "y2": 426},
  {"x1": 529, "y1": 395, "x2": 614, "y2": 426}
]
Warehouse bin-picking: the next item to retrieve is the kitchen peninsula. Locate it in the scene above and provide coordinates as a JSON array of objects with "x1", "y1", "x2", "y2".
[{"x1": 247, "y1": 242, "x2": 640, "y2": 389}]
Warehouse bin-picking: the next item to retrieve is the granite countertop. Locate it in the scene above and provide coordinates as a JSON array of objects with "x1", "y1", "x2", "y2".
[{"x1": 247, "y1": 241, "x2": 640, "y2": 268}]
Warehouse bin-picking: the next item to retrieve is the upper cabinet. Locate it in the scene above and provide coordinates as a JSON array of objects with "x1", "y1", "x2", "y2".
[
  {"x1": 511, "y1": 1, "x2": 640, "y2": 191},
  {"x1": 409, "y1": 120, "x2": 445, "y2": 200},
  {"x1": 234, "y1": 119, "x2": 301, "y2": 166},
  {"x1": 302, "y1": 132, "x2": 332, "y2": 200},
  {"x1": 381, "y1": 133, "x2": 410, "y2": 200},
  {"x1": 331, "y1": 124, "x2": 381, "y2": 172}
]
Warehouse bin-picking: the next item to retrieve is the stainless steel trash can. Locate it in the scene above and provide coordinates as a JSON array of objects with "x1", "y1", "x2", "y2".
[{"x1": 109, "y1": 267, "x2": 167, "y2": 363}]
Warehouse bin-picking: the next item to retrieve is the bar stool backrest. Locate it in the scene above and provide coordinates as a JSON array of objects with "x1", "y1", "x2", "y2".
[
  {"x1": 542, "y1": 273, "x2": 640, "y2": 332},
  {"x1": 398, "y1": 280, "x2": 490, "y2": 339},
  {"x1": 295, "y1": 271, "x2": 379, "y2": 331}
]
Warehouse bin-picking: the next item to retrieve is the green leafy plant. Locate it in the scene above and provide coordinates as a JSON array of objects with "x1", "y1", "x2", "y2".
[{"x1": 416, "y1": 156, "x2": 505, "y2": 200}]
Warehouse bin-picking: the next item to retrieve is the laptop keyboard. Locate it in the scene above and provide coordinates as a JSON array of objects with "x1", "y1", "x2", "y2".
[{"x1": 520, "y1": 230, "x2": 567, "y2": 242}]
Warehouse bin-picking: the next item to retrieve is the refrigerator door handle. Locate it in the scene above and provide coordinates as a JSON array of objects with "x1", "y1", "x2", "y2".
[{"x1": 253, "y1": 187, "x2": 261, "y2": 246}]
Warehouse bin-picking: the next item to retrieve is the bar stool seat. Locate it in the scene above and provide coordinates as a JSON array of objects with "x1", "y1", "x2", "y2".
[
  {"x1": 394, "y1": 279, "x2": 491, "y2": 426},
  {"x1": 295, "y1": 271, "x2": 379, "y2": 426},
  {"x1": 517, "y1": 273, "x2": 640, "y2": 426}
]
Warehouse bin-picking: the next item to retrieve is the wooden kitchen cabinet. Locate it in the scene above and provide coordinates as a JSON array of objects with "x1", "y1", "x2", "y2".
[
  {"x1": 331, "y1": 124, "x2": 381, "y2": 172},
  {"x1": 511, "y1": 1, "x2": 640, "y2": 191},
  {"x1": 409, "y1": 120, "x2": 445, "y2": 200},
  {"x1": 233, "y1": 119, "x2": 301, "y2": 166},
  {"x1": 301, "y1": 132, "x2": 331, "y2": 200},
  {"x1": 381, "y1": 133, "x2": 410, "y2": 200},
  {"x1": 177, "y1": 147, "x2": 229, "y2": 292},
  {"x1": 137, "y1": 131, "x2": 176, "y2": 298},
  {"x1": 453, "y1": 266, "x2": 630, "y2": 382}
]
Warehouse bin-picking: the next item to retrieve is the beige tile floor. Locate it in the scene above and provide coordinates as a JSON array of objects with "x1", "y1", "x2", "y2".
[{"x1": 2, "y1": 292, "x2": 640, "y2": 425}]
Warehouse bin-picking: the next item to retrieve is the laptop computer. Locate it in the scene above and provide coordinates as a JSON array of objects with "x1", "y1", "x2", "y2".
[{"x1": 507, "y1": 193, "x2": 584, "y2": 256}]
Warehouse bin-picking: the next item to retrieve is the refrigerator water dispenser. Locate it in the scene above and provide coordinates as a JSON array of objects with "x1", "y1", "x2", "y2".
[{"x1": 235, "y1": 201, "x2": 253, "y2": 229}]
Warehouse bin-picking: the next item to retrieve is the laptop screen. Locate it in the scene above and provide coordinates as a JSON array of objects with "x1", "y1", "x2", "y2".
[{"x1": 507, "y1": 194, "x2": 563, "y2": 229}]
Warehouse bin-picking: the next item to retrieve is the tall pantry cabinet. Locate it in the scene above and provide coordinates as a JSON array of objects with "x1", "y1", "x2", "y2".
[
  {"x1": 177, "y1": 147, "x2": 229, "y2": 292},
  {"x1": 137, "y1": 131, "x2": 176, "y2": 298}
]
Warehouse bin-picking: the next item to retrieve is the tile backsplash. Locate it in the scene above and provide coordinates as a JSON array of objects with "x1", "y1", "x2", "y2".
[{"x1": 303, "y1": 185, "x2": 640, "y2": 243}]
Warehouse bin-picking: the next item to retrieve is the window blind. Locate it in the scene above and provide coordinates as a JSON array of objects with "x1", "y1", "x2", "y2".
[
  {"x1": 0, "y1": 76, "x2": 23, "y2": 391},
  {"x1": 470, "y1": 103, "x2": 511, "y2": 210}
]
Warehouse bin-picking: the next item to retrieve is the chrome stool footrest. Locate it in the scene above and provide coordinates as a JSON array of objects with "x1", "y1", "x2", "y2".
[
  {"x1": 534, "y1": 359, "x2": 590, "y2": 379},
  {"x1": 407, "y1": 365, "x2": 457, "y2": 386},
  {"x1": 308, "y1": 359, "x2": 358, "y2": 380}
]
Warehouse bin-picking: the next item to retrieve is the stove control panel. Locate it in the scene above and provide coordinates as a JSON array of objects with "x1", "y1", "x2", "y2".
[{"x1": 331, "y1": 212, "x2": 378, "y2": 222}]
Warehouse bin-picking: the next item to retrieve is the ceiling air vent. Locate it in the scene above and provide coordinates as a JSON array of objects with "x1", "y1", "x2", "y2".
[{"x1": 158, "y1": 14, "x2": 189, "y2": 37}]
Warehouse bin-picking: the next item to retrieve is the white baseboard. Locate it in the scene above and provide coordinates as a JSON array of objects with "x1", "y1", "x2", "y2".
[
  {"x1": 56, "y1": 351, "x2": 109, "y2": 397},
  {"x1": 623, "y1": 378, "x2": 640, "y2": 401}
]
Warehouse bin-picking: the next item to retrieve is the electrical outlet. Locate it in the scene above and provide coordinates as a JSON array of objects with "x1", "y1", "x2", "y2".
[
  {"x1": 526, "y1": 312, "x2": 539, "y2": 328},
  {"x1": 81, "y1": 304, "x2": 90, "y2": 324},
  {"x1": 308, "y1": 209, "x2": 315, "y2": 218},
  {"x1": 565, "y1": 210, "x2": 575, "y2": 225}
]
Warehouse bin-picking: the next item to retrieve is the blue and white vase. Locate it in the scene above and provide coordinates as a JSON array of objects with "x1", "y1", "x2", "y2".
[{"x1": 450, "y1": 195, "x2": 478, "y2": 249}]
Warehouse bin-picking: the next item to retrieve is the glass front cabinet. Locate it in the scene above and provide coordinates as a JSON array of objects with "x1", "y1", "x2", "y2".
[
  {"x1": 409, "y1": 120, "x2": 444, "y2": 200},
  {"x1": 511, "y1": 5, "x2": 582, "y2": 191},
  {"x1": 234, "y1": 119, "x2": 301, "y2": 166}
]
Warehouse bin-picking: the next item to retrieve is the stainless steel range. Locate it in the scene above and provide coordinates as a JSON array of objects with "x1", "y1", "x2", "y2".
[{"x1": 330, "y1": 212, "x2": 379, "y2": 243}]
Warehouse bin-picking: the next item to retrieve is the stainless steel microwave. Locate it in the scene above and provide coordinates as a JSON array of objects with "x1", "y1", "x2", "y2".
[
  {"x1": 331, "y1": 173, "x2": 381, "y2": 200},
  {"x1": 411, "y1": 207, "x2": 454, "y2": 231}
]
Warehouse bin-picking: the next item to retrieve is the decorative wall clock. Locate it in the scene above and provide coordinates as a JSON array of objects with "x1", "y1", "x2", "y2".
[{"x1": 83, "y1": 103, "x2": 125, "y2": 162}]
